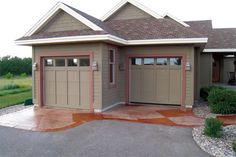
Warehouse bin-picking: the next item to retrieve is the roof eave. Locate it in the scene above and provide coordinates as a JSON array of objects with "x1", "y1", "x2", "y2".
[
  {"x1": 15, "y1": 35, "x2": 208, "y2": 46},
  {"x1": 203, "y1": 48, "x2": 236, "y2": 53}
]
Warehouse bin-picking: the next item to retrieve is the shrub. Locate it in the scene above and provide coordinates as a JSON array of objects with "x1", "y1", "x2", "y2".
[
  {"x1": 203, "y1": 118, "x2": 223, "y2": 138},
  {"x1": 2, "y1": 84, "x2": 20, "y2": 90},
  {"x1": 4, "y1": 72, "x2": 13, "y2": 79},
  {"x1": 20, "y1": 73, "x2": 27, "y2": 78},
  {"x1": 208, "y1": 88, "x2": 236, "y2": 114},
  {"x1": 200, "y1": 86, "x2": 224, "y2": 101},
  {"x1": 233, "y1": 141, "x2": 236, "y2": 152}
]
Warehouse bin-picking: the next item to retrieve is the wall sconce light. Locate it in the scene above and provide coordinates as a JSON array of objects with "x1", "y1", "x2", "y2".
[
  {"x1": 92, "y1": 61, "x2": 98, "y2": 71},
  {"x1": 185, "y1": 62, "x2": 191, "y2": 71},
  {"x1": 119, "y1": 63, "x2": 125, "y2": 71},
  {"x1": 32, "y1": 62, "x2": 38, "y2": 71}
]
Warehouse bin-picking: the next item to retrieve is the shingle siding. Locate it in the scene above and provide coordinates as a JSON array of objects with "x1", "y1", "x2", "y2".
[
  {"x1": 106, "y1": 3, "x2": 152, "y2": 21},
  {"x1": 37, "y1": 10, "x2": 90, "y2": 33}
]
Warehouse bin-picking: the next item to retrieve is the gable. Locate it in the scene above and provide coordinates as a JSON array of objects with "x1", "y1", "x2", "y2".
[
  {"x1": 106, "y1": 3, "x2": 152, "y2": 21},
  {"x1": 36, "y1": 10, "x2": 90, "y2": 34}
]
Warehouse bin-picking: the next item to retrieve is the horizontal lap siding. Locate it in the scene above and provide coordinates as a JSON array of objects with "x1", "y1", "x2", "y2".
[
  {"x1": 37, "y1": 11, "x2": 90, "y2": 33},
  {"x1": 101, "y1": 44, "x2": 123, "y2": 109},
  {"x1": 33, "y1": 43, "x2": 103, "y2": 110},
  {"x1": 120, "y1": 45, "x2": 195, "y2": 107}
]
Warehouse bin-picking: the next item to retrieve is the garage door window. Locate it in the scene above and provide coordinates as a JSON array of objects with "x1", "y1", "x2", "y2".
[
  {"x1": 144, "y1": 58, "x2": 154, "y2": 65},
  {"x1": 157, "y1": 58, "x2": 168, "y2": 65},
  {"x1": 55, "y1": 59, "x2": 65, "y2": 66},
  {"x1": 170, "y1": 58, "x2": 181, "y2": 66},
  {"x1": 45, "y1": 59, "x2": 53, "y2": 66},
  {"x1": 131, "y1": 58, "x2": 142, "y2": 65},
  {"x1": 79, "y1": 58, "x2": 90, "y2": 66},
  {"x1": 67, "y1": 58, "x2": 78, "y2": 66}
]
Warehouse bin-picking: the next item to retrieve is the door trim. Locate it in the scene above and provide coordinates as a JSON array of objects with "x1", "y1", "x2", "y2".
[
  {"x1": 125, "y1": 54, "x2": 186, "y2": 108},
  {"x1": 39, "y1": 53, "x2": 94, "y2": 112}
]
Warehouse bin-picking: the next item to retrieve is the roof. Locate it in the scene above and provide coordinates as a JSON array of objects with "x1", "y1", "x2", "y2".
[
  {"x1": 185, "y1": 20, "x2": 236, "y2": 51},
  {"x1": 16, "y1": 1, "x2": 208, "y2": 45}
]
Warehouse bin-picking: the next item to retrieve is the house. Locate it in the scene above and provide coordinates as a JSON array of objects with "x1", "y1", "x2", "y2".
[{"x1": 16, "y1": 0, "x2": 236, "y2": 112}]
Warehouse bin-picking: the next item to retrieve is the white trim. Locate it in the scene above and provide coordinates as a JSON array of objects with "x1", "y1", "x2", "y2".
[
  {"x1": 16, "y1": 35, "x2": 208, "y2": 45},
  {"x1": 163, "y1": 13, "x2": 190, "y2": 27},
  {"x1": 203, "y1": 49, "x2": 236, "y2": 53},
  {"x1": 24, "y1": 2, "x2": 103, "y2": 37},
  {"x1": 94, "y1": 102, "x2": 125, "y2": 113},
  {"x1": 101, "y1": 0, "x2": 163, "y2": 21}
]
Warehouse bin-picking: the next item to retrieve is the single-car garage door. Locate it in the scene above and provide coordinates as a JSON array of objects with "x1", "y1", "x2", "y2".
[
  {"x1": 130, "y1": 57, "x2": 182, "y2": 105},
  {"x1": 43, "y1": 57, "x2": 91, "y2": 109}
]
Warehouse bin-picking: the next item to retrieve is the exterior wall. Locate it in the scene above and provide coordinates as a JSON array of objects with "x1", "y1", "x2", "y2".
[
  {"x1": 223, "y1": 57, "x2": 234, "y2": 83},
  {"x1": 199, "y1": 53, "x2": 212, "y2": 88},
  {"x1": 36, "y1": 10, "x2": 90, "y2": 33},
  {"x1": 101, "y1": 44, "x2": 124, "y2": 109},
  {"x1": 194, "y1": 48, "x2": 201, "y2": 100},
  {"x1": 118, "y1": 45, "x2": 195, "y2": 108},
  {"x1": 32, "y1": 43, "x2": 103, "y2": 110},
  {"x1": 106, "y1": 3, "x2": 152, "y2": 21}
]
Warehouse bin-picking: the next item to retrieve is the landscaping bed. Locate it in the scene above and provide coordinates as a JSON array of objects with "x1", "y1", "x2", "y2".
[{"x1": 193, "y1": 125, "x2": 236, "y2": 157}]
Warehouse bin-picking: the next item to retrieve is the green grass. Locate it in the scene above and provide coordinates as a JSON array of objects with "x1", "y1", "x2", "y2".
[
  {"x1": 0, "y1": 91, "x2": 32, "y2": 109},
  {"x1": 0, "y1": 77, "x2": 32, "y2": 89},
  {"x1": 0, "y1": 77, "x2": 32, "y2": 108}
]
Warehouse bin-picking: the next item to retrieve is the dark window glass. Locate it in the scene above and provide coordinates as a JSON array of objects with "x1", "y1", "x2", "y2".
[
  {"x1": 45, "y1": 59, "x2": 53, "y2": 66},
  {"x1": 144, "y1": 58, "x2": 154, "y2": 65},
  {"x1": 156, "y1": 58, "x2": 168, "y2": 65},
  {"x1": 109, "y1": 50, "x2": 114, "y2": 63},
  {"x1": 110, "y1": 64, "x2": 113, "y2": 83},
  {"x1": 170, "y1": 58, "x2": 181, "y2": 65},
  {"x1": 80, "y1": 58, "x2": 90, "y2": 66},
  {"x1": 55, "y1": 59, "x2": 65, "y2": 66},
  {"x1": 131, "y1": 58, "x2": 142, "y2": 65},
  {"x1": 67, "y1": 58, "x2": 78, "y2": 66}
]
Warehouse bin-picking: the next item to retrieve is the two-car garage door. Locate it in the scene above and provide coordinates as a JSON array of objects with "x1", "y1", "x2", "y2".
[
  {"x1": 43, "y1": 57, "x2": 91, "y2": 109},
  {"x1": 130, "y1": 57, "x2": 182, "y2": 105}
]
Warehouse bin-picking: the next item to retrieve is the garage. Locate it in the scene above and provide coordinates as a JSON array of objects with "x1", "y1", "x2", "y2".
[
  {"x1": 43, "y1": 56, "x2": 91, "y2": 109},
  {"x1": 130, "y1": 57, "x2": 182, "y2": 105}
]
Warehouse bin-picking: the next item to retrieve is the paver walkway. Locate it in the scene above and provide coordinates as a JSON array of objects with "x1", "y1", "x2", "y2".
[{"x1": 0, "y1": 105, "x2": 206, "y2": 131}]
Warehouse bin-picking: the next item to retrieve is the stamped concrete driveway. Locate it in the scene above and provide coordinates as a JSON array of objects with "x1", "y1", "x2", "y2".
[{"x1": 0, "y1": 120, "x2": 210, "y2": 157}]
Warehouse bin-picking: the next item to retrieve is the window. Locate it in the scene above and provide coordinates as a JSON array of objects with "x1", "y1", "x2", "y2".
[
  {"x1": 79, "y1": 58, "x2": 90, "y2": 66},
  {"x1": 55, "y1": 59, "x2": 65, "y2": 66},
  {"x1": 45, "y1": 59, "x2": 53, "y2": 66},
  {"x1": 144, "y1": 58, "x2": 154, "y2": 65},
  {"x1": 67, "y1": 58, "x2": 78, "y2": 66},
  {"x1": 131, "y1": 58, "x2": 142, "y2": 65},
  {"x1": 170, "y1": 58, "x2": 181, "y2": 66},
  {"x1": 109, "y1": 49, "x2": 115, "y2": 84},
  {"x1": 156, "y1": 58, "x2": 168, "y2": 65}
]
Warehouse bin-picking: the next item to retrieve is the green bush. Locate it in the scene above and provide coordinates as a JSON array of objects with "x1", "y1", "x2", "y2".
[
  {"x1": 233, "y1": 141, "x2": 236, "y2": 152},
  {"x1": 2, "y1": 84, "x2": 20, "y2": 90},
  {"x1": 4, "y1": 72, "x2": 14, "y2": 79},
  {"x1": 203, "y1": 118, "x2": 223, "y2": 138},
  {"x1": 200, "y1": 86, "x2": 224, "y2": 101},
  {"x1": 208, "y1": 88, "x2": 236, "y2": 114},
  {"x1": 20, "y1": 73, "x2": 27, "y2": 78}
]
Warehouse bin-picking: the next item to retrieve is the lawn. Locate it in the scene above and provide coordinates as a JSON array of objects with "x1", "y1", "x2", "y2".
[{"x1": 0, "y1": 77, "x2": 32, "y2": 109}]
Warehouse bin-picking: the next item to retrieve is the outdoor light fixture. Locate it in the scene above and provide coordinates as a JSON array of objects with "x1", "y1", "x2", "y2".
[
  {"x1": 32, "y1": 62, "x2": 38, "y2": 71},
  {"x1": 92, "y1": 61, "x2": 98, "y2": 71},
  {"x1": 185, "y1": 62, "x2": 191, "y2": 71}
]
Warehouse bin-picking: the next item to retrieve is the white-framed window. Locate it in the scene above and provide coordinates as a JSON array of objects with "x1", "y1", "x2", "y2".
[{"x1": 109, "y1": 49, "x2": 115, "y2": 84}]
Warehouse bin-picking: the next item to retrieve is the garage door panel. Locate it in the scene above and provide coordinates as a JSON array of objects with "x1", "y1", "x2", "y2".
[
  {"x1": 141, "y1": 69, "x2": 155, "y2": 102},
  {"x1": 130, "y1": 57, "x2": 182, "y2": 105},
  {"x1": 44, "y1": 57, "x2": 91, "y2": 109},
  {"x1": 156, "y1": 69, "x2": 169, "y2": 103},
  {"x1": 130, "y1": 68, "x2": 141, "y2": 102},
  {"x1": 169, "y1": 70, "x2": 181, "y2": 104},
  {"x1": 80, "y1": 71, "x2": 90, "y2": 107}
]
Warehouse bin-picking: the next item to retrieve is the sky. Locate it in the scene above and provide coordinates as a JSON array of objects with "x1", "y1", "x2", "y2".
[{"x1": 0, "y1": 0, "x2": 236, "y2": 58}]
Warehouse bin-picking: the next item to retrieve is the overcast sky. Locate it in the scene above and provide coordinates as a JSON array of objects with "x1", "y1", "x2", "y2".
[{"x1": 0, "y1": 0, "x2": 236, "y2": 58}]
